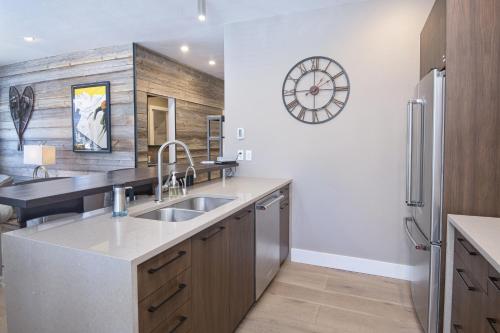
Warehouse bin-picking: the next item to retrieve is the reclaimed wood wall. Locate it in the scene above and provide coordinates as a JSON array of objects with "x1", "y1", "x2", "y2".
[
  {"x1": 0, "y1": 45, "x2": 135, "y2": 178},
  {"x1": 134, "y1": 44, "x2": 224, "y2": 168}
]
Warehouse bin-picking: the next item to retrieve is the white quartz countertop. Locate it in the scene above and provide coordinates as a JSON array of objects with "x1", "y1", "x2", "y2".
[
  {"x1": 4, "y1": 177, "x2": 291, "y2": 265},
  {"x1": 448, "y1": 214, "x2": 500, "y2": 272}
]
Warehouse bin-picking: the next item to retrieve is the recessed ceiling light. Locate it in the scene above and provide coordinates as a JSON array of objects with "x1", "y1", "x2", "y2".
[
  {"x1": 180, "y1": 45, "x2": 189, "y2": 53},
  {"x1": 208, "y1": 60, "x2": 216, "y2": 66},
  {"x1": 23, "y1": 36, "x2": 35, "y2": 42},
  {"x1": 198, "y1": 0, "x2": 206, "y2": 21}
]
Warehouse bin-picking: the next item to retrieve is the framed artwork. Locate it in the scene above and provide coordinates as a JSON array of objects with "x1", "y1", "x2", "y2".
[{"x1": 71, "y1": 82, "x2": 111, "y2": 152}]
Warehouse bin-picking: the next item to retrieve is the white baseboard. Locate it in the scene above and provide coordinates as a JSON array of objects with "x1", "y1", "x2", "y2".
[{"x1": 291, "y1": 248, "x2": 411, "y2": 281}]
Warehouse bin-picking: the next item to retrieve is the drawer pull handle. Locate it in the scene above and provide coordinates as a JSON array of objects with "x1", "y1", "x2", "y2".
[
  {"x1": 453, "y1": 324, "x2": 464, "y2": 332},
  {"x1": 235, "y1": 209, "x2": 252, "y2": 220},
  {"x1": 168, "y1": 315, "x2": 187, "y2": 333},
  {"x1": 456, "y1": 268, "x2": 476, "y2": 291},
  {"x1": 457, "y1": 238, "x2": 478, "y2": 256},
  {"x1": 148, "y1": 251, "x2": 187, "y2": 274},
  {"x1": 280, "y1": 203, "x2": 289, "y2": 210},
  {"x1": 487, "y1": 318, "x2": 498, "y2": 333},
  {"x1": 201, "y1": 226, "x2": 225, "y2": 241},
  {"x1": 147, "y1": 283, "x2": 186, "y2": 313},
  {"x1": 489, "y1": 276, "x2": 500, "y2": 291}
]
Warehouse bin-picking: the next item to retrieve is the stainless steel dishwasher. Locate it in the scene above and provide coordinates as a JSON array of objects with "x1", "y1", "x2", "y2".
[{"x1": 255, "y1": 191, "x2": 284, "y2": 299}]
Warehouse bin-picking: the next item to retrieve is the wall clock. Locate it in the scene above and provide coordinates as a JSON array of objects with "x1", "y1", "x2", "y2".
[{"x1": 282, "y1": 56, "x2": 350, "y2": 124}]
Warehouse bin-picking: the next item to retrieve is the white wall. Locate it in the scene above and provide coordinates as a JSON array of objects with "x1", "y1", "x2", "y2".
[{"x1": 224, "y1": 0, "x2": 434, "y2": 268}]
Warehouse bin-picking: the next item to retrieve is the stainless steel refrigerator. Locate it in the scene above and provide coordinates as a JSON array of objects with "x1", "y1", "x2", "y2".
[{"x1": 404, "y1": 69, "x2": 445, "y2": 333}]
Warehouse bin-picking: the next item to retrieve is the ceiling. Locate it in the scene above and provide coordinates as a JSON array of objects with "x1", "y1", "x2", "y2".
[{"x1": 0, "y1": 0, "x2": 364, "y2": 79}]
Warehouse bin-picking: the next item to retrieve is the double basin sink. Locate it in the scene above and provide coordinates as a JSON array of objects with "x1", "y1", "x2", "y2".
[{"x1": 136, "y1": 196, "x2": 234, "y2": 222}]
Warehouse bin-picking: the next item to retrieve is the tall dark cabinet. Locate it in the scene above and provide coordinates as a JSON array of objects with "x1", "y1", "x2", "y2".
[
  {"x1": 420, "y1": 0, "x2": 446, "y2": 78},
  {"x1": 420, "y1": 0, "x2": 500, "y2": 331}
]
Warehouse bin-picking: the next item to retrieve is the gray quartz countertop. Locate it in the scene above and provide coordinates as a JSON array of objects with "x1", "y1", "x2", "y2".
[
  {"x1": 3, "y1": 176, "x2": 291, "y2": 265},
  {"x1": 448, "y1": 214, "x2": 500, "y2": 272}
]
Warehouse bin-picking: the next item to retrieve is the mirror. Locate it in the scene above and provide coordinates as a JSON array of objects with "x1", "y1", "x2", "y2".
[
  {"x1": 147, "y1": 96, "x2": 176, "y2": 165},
  {"x1": 148, "y1": 96, "x2": 170, "y2": 146}
]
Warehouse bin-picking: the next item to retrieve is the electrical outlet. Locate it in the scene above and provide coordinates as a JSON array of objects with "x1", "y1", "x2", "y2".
[
  {"x1": 245, "y1": 150, "x2": 252, "y2": 161},
  {"x1": 237, "y1": 150, "x2": 244, "y2": 161}
]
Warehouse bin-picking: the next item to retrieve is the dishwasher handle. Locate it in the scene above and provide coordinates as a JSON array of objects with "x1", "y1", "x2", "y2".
[{"x1": 256, "y1": 195, "x2": 285, "y2": 210}]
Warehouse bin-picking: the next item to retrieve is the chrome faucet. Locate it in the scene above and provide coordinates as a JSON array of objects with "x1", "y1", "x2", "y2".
[
  {"x1": 155, "y1": 140, "x2": 196, "y2": 202},
  {"x1": 182, "y1": 165, "x2": 197, "y2": 195}
]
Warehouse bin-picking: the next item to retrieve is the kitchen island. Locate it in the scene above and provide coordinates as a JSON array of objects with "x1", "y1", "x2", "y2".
[{"x1": 2, "y1": 176, "x2": 291, "y2": 333}]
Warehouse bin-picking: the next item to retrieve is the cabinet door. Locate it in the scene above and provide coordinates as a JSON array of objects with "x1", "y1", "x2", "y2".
[
  {"x1": 191, "y1": 221, "x2": 229, "y2": 333},
  {"x1": 451, "y1": 253, "x2": 485, "y2": 333},
  {"x1": 485, "y1": 265, "x2": 500, "y2": 333},
  {"x1": 279, "y1": 199, "x2": 290, "y2": 265},
  {"x1": 420, "y1": 0, "x2": 446, "y2": 78},
  {"x1": 228, "y1": 206, "x2": 255, "y2": 331}
]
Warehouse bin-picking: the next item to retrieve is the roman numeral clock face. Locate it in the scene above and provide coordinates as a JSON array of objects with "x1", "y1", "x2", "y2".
[{"x1": 282, "y1": 56, "x2": 350, "y2": 124}]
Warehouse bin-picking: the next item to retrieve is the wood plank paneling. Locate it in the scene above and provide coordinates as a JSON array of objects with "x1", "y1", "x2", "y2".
[
  {"x1": 0, "y1": 44, "x2": 135, "y2": 178},
  {"x1": 133, "y1": 44, "x2": 224, "y2": 168}
]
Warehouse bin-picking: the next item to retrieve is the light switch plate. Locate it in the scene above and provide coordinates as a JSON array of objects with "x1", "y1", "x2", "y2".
[
  {"x1": 237, "y1": 150, "x2": 244, "y2": 161},
  {"x1": 237, "y1": 128, "x2": 245, "y2": 140},
  {"x1": 245, "y1": 150, "x2": 252, "y2": 161}
]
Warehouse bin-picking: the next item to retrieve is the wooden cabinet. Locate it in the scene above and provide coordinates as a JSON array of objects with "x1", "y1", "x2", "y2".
[
  {"x1": 138, "y1": 205, "x2": 259, "y2": 333},
  {"x1": 228, "y1": 206, "x2": 255, "y2": 331},
  {"x1": 485, "y1": 266, "x2": 500, "y2": 333},
  {"x1": 279, "y1": 185, "x2": 290, "y2": 264},
  {"x1": 421, "y1": 1, "x2": 500, "y2": 327},
  {"x1": 191, "y1": 220, "x2": 230, "y2": 333},
  {"x1": 420, "y1": 0, "x2": 446, "y2": 78},
  {"x1": 451, "y1": 231, "x2": 500, "y2": 332},
  {"x1": 137, "y1": 239, "x2": 192, "y2": 333}
]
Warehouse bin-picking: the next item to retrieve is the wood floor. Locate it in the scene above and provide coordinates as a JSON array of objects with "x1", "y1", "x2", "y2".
[
  {"x1": 236, "y1": 261, "x2": 423, "y2": 333},
  {"x1": 0, "y1": 262, "x2": 422, "y2": 333}
]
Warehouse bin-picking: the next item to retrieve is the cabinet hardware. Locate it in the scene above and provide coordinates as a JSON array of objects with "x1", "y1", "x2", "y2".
[
  {"x1": 280, "y1": 202, "x2": 289, "y2": 210},
  {"x1": 456, "y1": 268, "x2": 476, "y2": 291},
  {"x1": 489, "y1": 276, "x2": 500, "y2": 291},
  {"x1": 404, "y1": 217, "x2": 429, "y2": 251},
  {"x1": 147, "y1": 251, "x2": 187, "y2": 274},
  {"x1": 201, "y1": 226, "x2": 225, "y2": 241},
  {"x1": 405, "y1": 98, "x2": 425, "y2": 207},
  {"x1": 453, "y1": 324, "x2": 464, "y2": 332},
  {"x1": 457, "y1": 238, "x2": 478, "y2": 255},
  {"x1": 234, "y1": 209, "x2": 252, "y2": 220},
  {"x1": 487, "y1": 318, "x2": 498, "y2": 333},
  {"x1": 147, "y1": 284, "x2": 187, "y2": 313},
  {"x1": 256, "y1": 195, "x2": 285, "y2": 210},
  {"x1": 168, "y1": 316, "x2": 187, "y2": 333}
]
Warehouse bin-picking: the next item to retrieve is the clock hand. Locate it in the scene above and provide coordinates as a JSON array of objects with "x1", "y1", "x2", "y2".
[{"x1": 317, "y1": 79, "x2": 331, "y2": 88}]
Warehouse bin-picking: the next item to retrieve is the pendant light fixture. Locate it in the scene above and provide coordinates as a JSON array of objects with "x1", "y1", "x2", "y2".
[{"x1": 198, "y1": 0, "x2": 206, "y2": 21}]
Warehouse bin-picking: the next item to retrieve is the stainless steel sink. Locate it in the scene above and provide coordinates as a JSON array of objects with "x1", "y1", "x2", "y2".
[
  {"x1": 137, "y1": 207, "x2": 203, "y2": 222},
  {"x1": 136, "y1": 196, "x2": 234, "y2": 222},
  {"x1": 169, "y1": 196, "x2": 234, "y2": 212}
]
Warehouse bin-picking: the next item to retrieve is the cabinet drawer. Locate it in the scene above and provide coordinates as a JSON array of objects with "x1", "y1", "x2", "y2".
[
  {"x1": 454, "y1": 232, "x2": 488, "y2": 292},
  {"x1": 486, "y1": 265, "x2": 500, "y2": 328},
  {"x1": 452, "y1": 255, "x2": 483, "y2": 332},
  {"x1": 139, "y1": 269, "x2": 191, "y2": 333},
  {"x1": 138, "y1": 239, "x2": 191, "y2": 300},
  {"x1": 150, "y1": 301, "x2": 191, "y2": 333}
]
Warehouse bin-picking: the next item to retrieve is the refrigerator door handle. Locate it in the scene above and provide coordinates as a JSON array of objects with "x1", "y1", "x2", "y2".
[
  {"x1": 406, "y1": 99, "x2": 424, "y2": 207},
  {"x1": 404, "y1": 217, "x2": 429, "y2": 251}
]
